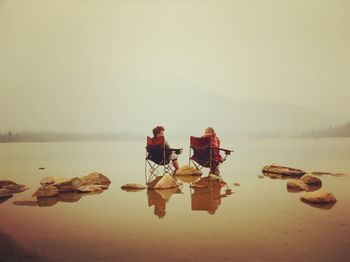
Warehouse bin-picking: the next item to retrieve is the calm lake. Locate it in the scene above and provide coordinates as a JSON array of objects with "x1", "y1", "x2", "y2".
[{"x1": 1, "y1": 138, "x2": 350, "y2": 261}]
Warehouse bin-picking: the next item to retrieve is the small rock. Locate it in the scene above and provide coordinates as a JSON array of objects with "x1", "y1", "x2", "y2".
[
  {"x1": 0, "y1": 188, "x2": 13, "y2": 199},
  {"x1": 80, "y1": 172, "x2": 111, "y2": 186},
  {"x1": 40, "y1": 176, "x2": 55, "y2": 185},
  {"x1": 262, "y1": 164, "x2": 305, "y2": 177},
  {"x1": 121, "y1": 183, "x2": 146, "y2": 190},
  {"x1": 233, "y1": 182, "x2": 240, "y2": 186},
  {"x1": 300, "y1": 190, "x2": 337, "y2": 204},
  {"x1": 175, "y1": 165, "x2": 202, "y2": 176},
  {"x1": 300, "y1": 174, "x2": 322, "y2": 186},
  {"x1": 32, "y1": 185, "x2": 59, "y2": 198},
  {"x1": 77, "y1": 185, "x2": 108, "y2": 193},
  {"x1": 53, "y1": 177, "x2": 81, "y2": 192},
  {"x1": 38, "y1": 167, "x2": 45, "y2": 170},
  {"x1": 311, "y1": 171, "x2": 332, "y2": 176},
  {"x1": 154, "y1": 174, "x2": 179, "y2": 190},
  {"x1": 258, "y1": 175, "x2": 264, "y2": 179},
  {"x1": 287, "y1": 180, "x2": 309, "y2": 191}
]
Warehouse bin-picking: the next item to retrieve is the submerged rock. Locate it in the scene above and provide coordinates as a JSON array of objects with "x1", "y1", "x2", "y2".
[
  {"x1": 80, "y1": 172, "x2": 111, "y2": 186},
  {"x1": 32, "y1": 185, "x2": 59, "y2": 198},
  {"x1": 300, "y1": 190, "x2": 337, "y2": 204},
  {"x1": 53, "y1": 177, "x2": 81, "y2": 192},
  {"x1": 262, "y1": 165, "x2": 305, "y2": 177},
  {"x1": 287, "y1": 180, "x2": 309, "y2": 191},
  {"x1": 300, "y1": 174, "x2": 322, "y2": 186},
  {"x1": 40, "y1": 176, "x2": 55, "y2": 185},
  {"x1": 0, "y1": 180, "x2": 28, "y2": 193},
  {"x1": 175, "y1": 165, "x2": 202, "y2": 176}
]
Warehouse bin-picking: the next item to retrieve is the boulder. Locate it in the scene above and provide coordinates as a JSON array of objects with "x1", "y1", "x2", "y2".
[
  {"x1": 0, "y1": 188, "x2": 13, "y2": 199},
  {"x1": 154, "y1": 174, "x2": 179, "y2": 190},
  {"x1": 0, "y1": 180, "x2": 28, "y2": 193},
  {"x1": 40, "y1": 176, "x2": 55, "y2": 185},
  {"x1": 121, "y1": 183, "x2": 146, "y2": 191},
  {"x1": 262, "y1": 165, "x2": 305, "y2": 177},
  {"x1": 300, "y1": 190, "x2": 337, "y2": 204},
  {"x1": 300, "y1": 174, "x2": 322, "y2": 186},
  {"x1": 77, "y1": 185, "x2": 108, "y2": 193},
  {"x1": 53, "y1": 177, "x2": 81, "y2": 192},
  {"x1": 175, "y1": 165, "x2": 202, "y2": 176},
  {"x1": 80, "y1": 172, "x2": 111, "y2": 186},
  {"x1": 32, "y1": 185, "x2": 59, "y2": 198},
  {"x1": 287, "y1": 180, "x2": 309, "y2": 191},
  {"x1": 191, "y1": 176, "x2": 226, "y2": 189}
]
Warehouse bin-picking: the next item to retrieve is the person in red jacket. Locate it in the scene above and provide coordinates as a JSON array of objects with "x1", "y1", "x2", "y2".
[{"x1": 202, "y1": 127, "x2": 222, "y2": 175}]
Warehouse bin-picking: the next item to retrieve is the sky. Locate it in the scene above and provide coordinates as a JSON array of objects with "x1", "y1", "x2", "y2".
[{"x1": 0, "y1": 0, "x2": 349, "y2": 133}]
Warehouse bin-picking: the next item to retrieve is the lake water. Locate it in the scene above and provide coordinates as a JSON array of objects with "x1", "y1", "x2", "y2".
[{"x1": 1, "y1": 138, "x2": 350, "y2": 261}]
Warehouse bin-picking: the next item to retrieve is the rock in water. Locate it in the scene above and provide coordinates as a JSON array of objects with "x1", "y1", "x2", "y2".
[
  {"x1": 77, "y1": 185, "x2": 108, "y2": 193},
  {"x1": 175, "y1": 165, "x2": 202, "y2": 176},
  {"x1": 287, "y1": 180, "x2": 309, "y2": 191},
  {"x1": 300, "y1": 190, "x2": 337, "y2": 204},
  {"x1": 233, "y1": 182, "x2": 240, "y2": 186},
  {"x1": 32, "y1": 185, "x2": 59, "y2": 198},
  {"x1": 40, "y1": 176, "x2": 55, "y2": 185},
  {"x1": 121, "y1": 184, "x2": 146, "y2": 190},
  {"x1": 0, "y1": 180, "x2": 28, "y2": 193},
  {"x1": 0, "y1": 188, "x2": 13, "y2": 199},
  {"x1": 300, "y1": 174, "x2": 322, "y2": 186},
  {"x1": 53, "y1": 177, "x2": 81, "y2": 192},
  {"x1": 80, "y1": 172, "x2": 111, "y2": 186},
  {"x1": 262, "y1": 165, "x2": 305, "y2": 177},
  {"x1": 13, "y1": 197, "x2": 38, "y2": 207},
  {"x1": 154, "y1": 174, "x2": 179, "y2": 190}
]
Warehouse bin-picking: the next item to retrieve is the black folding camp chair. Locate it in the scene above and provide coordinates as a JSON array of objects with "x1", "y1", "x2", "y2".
[
  {"x1": 189, "y1": 136, "x2": 233, "y2": 175},
  {"x1": 145, "y1": 136, "x2": 182, "y2": 183}
]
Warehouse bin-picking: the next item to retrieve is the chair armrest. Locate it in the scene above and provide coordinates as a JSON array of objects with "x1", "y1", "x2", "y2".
[
  {"x1": 169, "y1": 148, "x2": 183, "y2": 155},
  {"x1": 212, "y1": 147, "x2": 234, "y2": 155}
]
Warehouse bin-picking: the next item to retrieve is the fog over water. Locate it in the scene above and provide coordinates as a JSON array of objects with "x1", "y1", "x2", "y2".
[{"x1": 1, "y1": 0, "x2": 349, "y2": 136}]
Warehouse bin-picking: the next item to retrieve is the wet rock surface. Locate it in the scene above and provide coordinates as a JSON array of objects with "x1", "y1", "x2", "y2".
[
  {"x1": 0, "y1": 180, "x2": 28, "y2": 193},
  {"x1": 80, "y1": 172, "x2": 111, "y2": 186},
  {"x1": 32, "y1": 185, "x2": 59, "y2": 198},
  {"x1": 300, "y1": 190, "x2": 337, "y2": 204},
  {"x1": 263, "y1": 164, "x2": 305, "y2": 177},
  {"x1": 300, "y1": 174, "x2": 322, "y2": 186},
  {"x1": 175, "y1": 165, "x2": 202, "y2": 176},
  {"x1": 287, "y1": 180, "x2": 309, "y2": 191}
]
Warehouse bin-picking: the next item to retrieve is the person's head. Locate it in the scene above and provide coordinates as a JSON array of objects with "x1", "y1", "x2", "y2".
[
  {"x1": 152, "y1": 126, "x2": 165, "y2": 137},
  {"x1": 205, "y1": 127, "x2": 215, "y2": 136}
]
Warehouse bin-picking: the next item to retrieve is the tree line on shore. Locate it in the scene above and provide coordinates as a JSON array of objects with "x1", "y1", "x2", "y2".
[
  {"x1": 0, "y1": 131, "x2": 143, "y2": 143},
  {"x1": 299, "y1": 121, "x2": 350, "y2": 138}
]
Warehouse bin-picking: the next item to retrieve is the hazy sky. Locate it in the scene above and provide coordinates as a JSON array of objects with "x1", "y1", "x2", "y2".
[{"x1": 0, "y1": 0, "x2": 349, "y2": 132}]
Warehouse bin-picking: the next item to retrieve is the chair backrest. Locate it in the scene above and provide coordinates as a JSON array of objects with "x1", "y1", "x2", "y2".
[
  {"x1": 146, "y1": 136, "x2": 167, "y2": 164},
  {"x1": 190, "y1": 136, "x2": 211, "y2": 166}
]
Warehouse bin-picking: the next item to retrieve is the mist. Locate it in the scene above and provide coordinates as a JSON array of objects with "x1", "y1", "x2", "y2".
[{"x1": 1, "y1": 0, "x2": 349, "y2": 137}]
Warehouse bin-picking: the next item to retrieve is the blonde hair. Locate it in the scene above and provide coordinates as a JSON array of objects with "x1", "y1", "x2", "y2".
[{"x1": 205, "y1": 127, "x2": 215, "y2": 135}]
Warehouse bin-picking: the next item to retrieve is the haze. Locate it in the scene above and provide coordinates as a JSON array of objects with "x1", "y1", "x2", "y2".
[{"x1": 1, "y1": 0, "x2": 349, "y2": 136}]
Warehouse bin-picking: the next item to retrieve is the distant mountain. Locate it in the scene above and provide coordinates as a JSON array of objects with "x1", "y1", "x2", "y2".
[
  {"x1": 112, "y1": 78, "x2": 346, "y2": 138},
  {"x1": 297, "y1": 121, "x2": 350, "y2": 137}
]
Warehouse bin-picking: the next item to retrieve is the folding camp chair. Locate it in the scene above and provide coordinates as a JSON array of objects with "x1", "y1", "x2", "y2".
[
  {"x1": 145, "y1": 136, "x2": 182, "y2": 184},
  {"x1": 189, "y1": 136, "x2": 233, "y2": 175}
]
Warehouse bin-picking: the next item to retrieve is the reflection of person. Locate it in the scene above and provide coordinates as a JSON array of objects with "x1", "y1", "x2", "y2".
[
  {"x1": 147, "y1": 190, "x2": 167, "y2": 218},
  {"x1": 202, "y1": 127, "x2": 222, "y2": 175},
  {"x1": 191, "y1": 178, "x2": 229, "y2": 215},
  {"x1": 153, "y1": 126, "x2": 180, "y2": 171}
]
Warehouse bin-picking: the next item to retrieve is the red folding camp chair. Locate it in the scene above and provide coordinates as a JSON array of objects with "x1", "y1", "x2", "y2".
[
  {"x1": 145, "y1": 136, "x2": 182, "y2": 183},
  {"x1": 189, "y1": 136, "x2": 233, "y2": 175}
]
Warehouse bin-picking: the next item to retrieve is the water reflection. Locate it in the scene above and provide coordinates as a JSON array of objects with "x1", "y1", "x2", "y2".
[
  {"x1": 190, "y1": 177, "x2": 231, "y2": 215},
  {"x1": 13, "y1": 192, "x2": 100, "y2": 207},
  {"x1": 147, "y1": 188, "x2": 181, "y2": 218}
]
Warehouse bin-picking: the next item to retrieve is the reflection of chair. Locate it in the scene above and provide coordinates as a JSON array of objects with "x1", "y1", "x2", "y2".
[
  {"x1": 191, "y1": 178, "x2": 230, "y2": 215},
  {"x1": 147, "y1": 188, "x2": 180, "y2": 219},
  {"x1": 189, "y1": 136, "x2": 233, "y2": 175},
  {"x1": 145, "y1": 136, "x2": 182, "y2": 183}
]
